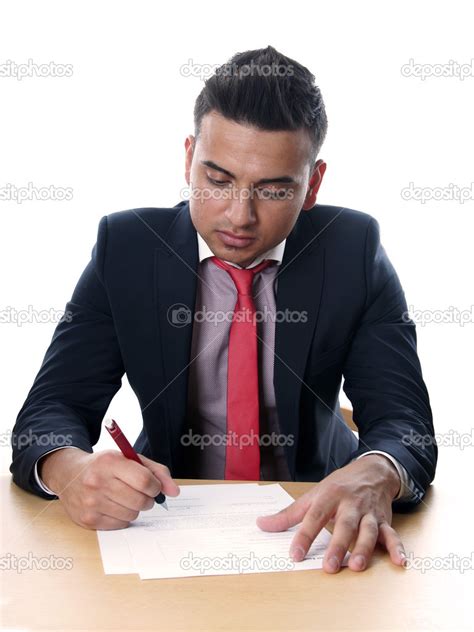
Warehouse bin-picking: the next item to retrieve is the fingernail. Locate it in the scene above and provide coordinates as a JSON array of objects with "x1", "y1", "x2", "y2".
[
  {"x1": 328, "y1": 556, "x2": 340, "y2": 572},
  {"x1": 399, "y1": 550, "x2": 408, "y2": 567},
  {"x1": 290, "y1": 546, "x2": 305, "y2": 562},
  {"x1": 352, "y1": 554, "x2": 366, "y2": 570}
]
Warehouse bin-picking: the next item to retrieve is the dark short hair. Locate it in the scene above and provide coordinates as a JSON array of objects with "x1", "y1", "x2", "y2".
[{"x1": 193, "y1": 45, "x2": 328, "y2": 169}]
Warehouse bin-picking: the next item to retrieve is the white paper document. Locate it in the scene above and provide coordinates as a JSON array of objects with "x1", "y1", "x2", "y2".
[{"x1": 97, "y1": 483, "x2": 348, "y2": 579}]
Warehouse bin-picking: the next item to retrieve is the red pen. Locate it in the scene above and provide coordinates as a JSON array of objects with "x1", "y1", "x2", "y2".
[{"x1": 104, "y1": 418, "x2": 168, "y2": 510}]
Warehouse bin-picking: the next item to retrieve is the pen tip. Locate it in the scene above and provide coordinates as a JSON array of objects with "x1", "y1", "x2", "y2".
[{"x1": 161, "y1": 501, "x2": 169, "y2": 511}]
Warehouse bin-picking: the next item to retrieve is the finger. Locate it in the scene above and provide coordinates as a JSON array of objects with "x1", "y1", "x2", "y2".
[
  {"x1": 138, "y1": 455, "x2": 181, "y2": 496},
  {"x1": 113, "y1": 455, "x2": 175, "y2": 499},
  {"x1": 106, "y1": 476, "x2": 155, "y2": 512},
  {"x1": 90, "y1": 514, "x2": 131, "y2": 530},
  {"x1": 323, "y1": 508, "x2": 361, "y2": 573},
  {"x1": 77, "y1": 502, "x2": 134, "y2": 530},
  {"x1": 112, "y1": 457, "x2": 163, "y2": 498},
  {"x1": 97, "y1": 495, "x2": 141, "y2": 523},
  {"x1": 378, "y1": 521, "x2": 407, "y2": 567},
  {"x1": 256, "y1": 495, "x2": 311, "y2": 533},
  {"x1": 348, "y1": 513, "x2": 379, "y2": 571},
  {"x1": 289, "y1": 495, "x2": 336, "y2": 562}
]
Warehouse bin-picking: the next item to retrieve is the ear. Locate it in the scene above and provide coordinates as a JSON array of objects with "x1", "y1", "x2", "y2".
[
  {"x1": 302, "y1": 160, "x2": 327, "y2": 210},
  {"x1": 184, "y1": 135, "x2": 195, "y2": 185}
]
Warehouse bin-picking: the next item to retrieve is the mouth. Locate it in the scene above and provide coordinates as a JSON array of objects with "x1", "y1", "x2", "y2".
[{"x1": 216, "y1": 230, "x2": 256, "y2": 249}]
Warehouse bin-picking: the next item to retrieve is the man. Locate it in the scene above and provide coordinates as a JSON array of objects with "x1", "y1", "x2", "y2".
[{"x1": 10, "y1": 46, "x2": 437, "y2": 574}]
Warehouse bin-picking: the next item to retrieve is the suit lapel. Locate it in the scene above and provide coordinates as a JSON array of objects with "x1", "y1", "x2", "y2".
[
  {"x1": 273, "y1": 211, "x2": 325, "y2": 478},
  {"x1": 154, "y1": 204, "x2": 199, "y2": 472}
]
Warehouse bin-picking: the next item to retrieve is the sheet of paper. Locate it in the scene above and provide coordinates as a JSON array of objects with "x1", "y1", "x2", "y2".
[
  {"x1": 120, "y1": 483, "x2": 348, "y2": 579},
  {"x1": 96, "y1": 529, "x2": 134, "y2": 574},
  {"x1": 96, "y1": 483, "x2": 260, "y2": 574}
]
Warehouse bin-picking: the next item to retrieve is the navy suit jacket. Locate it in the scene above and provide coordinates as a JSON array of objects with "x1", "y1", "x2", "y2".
[{"x1": 10, "y1": 201, "x2": 437, "y2": 508}]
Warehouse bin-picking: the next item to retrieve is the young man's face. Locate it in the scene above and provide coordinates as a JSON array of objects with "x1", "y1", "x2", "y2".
[{"x1": 184, "y1": 111, "x2": 326, "y2": 268}]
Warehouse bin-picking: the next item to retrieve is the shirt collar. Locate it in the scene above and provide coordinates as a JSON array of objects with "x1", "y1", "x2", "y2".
[{"x1": 196, "y1": 232, "x2": 286, "y2": 269}]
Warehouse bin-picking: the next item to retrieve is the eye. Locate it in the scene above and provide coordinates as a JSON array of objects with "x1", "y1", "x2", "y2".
[
  {"x1": 259, "y1": 189, "x2": 280, "y2": 200},
  {"x1": 257, "y1": 187, "x2": 291, "y2": 201},
  {"x1": 207, "y1": 175, "x2": 229, "y2": 186}
]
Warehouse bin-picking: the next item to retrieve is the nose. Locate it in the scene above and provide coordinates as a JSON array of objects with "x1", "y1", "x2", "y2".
[{"x1": 224, "y1": 187, "x2": 257, "y2": 229}]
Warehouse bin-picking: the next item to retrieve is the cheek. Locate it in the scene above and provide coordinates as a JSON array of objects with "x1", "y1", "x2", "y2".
[
  {"x1": 189, "y1": 200, "x2": 223, "y2": 234},
  {"x1": 261, "y1": 205, "x2": 299, "y2": 235}
]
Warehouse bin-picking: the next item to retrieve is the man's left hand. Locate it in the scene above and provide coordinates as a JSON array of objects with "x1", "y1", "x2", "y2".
[{"x1": 256, "y1": 454, "x2": 407, "y2": 573}]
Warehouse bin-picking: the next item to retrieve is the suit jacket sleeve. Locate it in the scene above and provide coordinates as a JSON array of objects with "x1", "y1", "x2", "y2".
[
  {"x1": 343, "y1": 217, "x2": 437, "y2": 509},
  {"x1": 10, "y1": 215, "x2": 125, "y2": 498}
]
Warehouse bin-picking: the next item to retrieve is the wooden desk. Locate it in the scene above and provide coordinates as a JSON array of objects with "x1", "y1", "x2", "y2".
[{"x1": 1, "y1": 469, "x2": 471, "y2": 631}]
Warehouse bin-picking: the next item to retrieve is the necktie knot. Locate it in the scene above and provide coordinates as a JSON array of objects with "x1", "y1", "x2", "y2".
[{"x1": 210, "y1": 256, "x2": 274, "y2": 296}]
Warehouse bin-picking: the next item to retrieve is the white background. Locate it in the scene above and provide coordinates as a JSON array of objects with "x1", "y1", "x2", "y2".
[{"x1": 1, "y1": 1, "x2": 473, "y2": 479}]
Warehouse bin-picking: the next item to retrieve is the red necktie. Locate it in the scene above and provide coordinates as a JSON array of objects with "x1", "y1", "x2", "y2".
[{"x1": 211, "y1": 256, "x2": 274, "y2": 480}]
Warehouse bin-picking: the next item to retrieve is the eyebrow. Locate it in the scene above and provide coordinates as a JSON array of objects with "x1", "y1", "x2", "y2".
[{"x1": 201, "y1": 160, "x2": 296, "y2": 184}]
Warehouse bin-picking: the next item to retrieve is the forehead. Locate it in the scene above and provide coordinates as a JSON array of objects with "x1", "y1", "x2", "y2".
[{"x1": 197, "y1": 111, "x2": 312, "y2": 175}]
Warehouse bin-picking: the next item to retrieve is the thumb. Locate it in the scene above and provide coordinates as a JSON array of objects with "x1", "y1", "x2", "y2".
[
  {"x1": 256, "y1": 496, "x2": 310, "y2": 532},
  {"x1": 137, "y1": 454, "x2": 180, "y2": 497}
]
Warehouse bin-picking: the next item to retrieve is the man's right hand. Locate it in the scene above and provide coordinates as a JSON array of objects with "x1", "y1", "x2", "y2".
[{"x1": 38, "y1": 448, "x2": 180, "y2": 530}]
